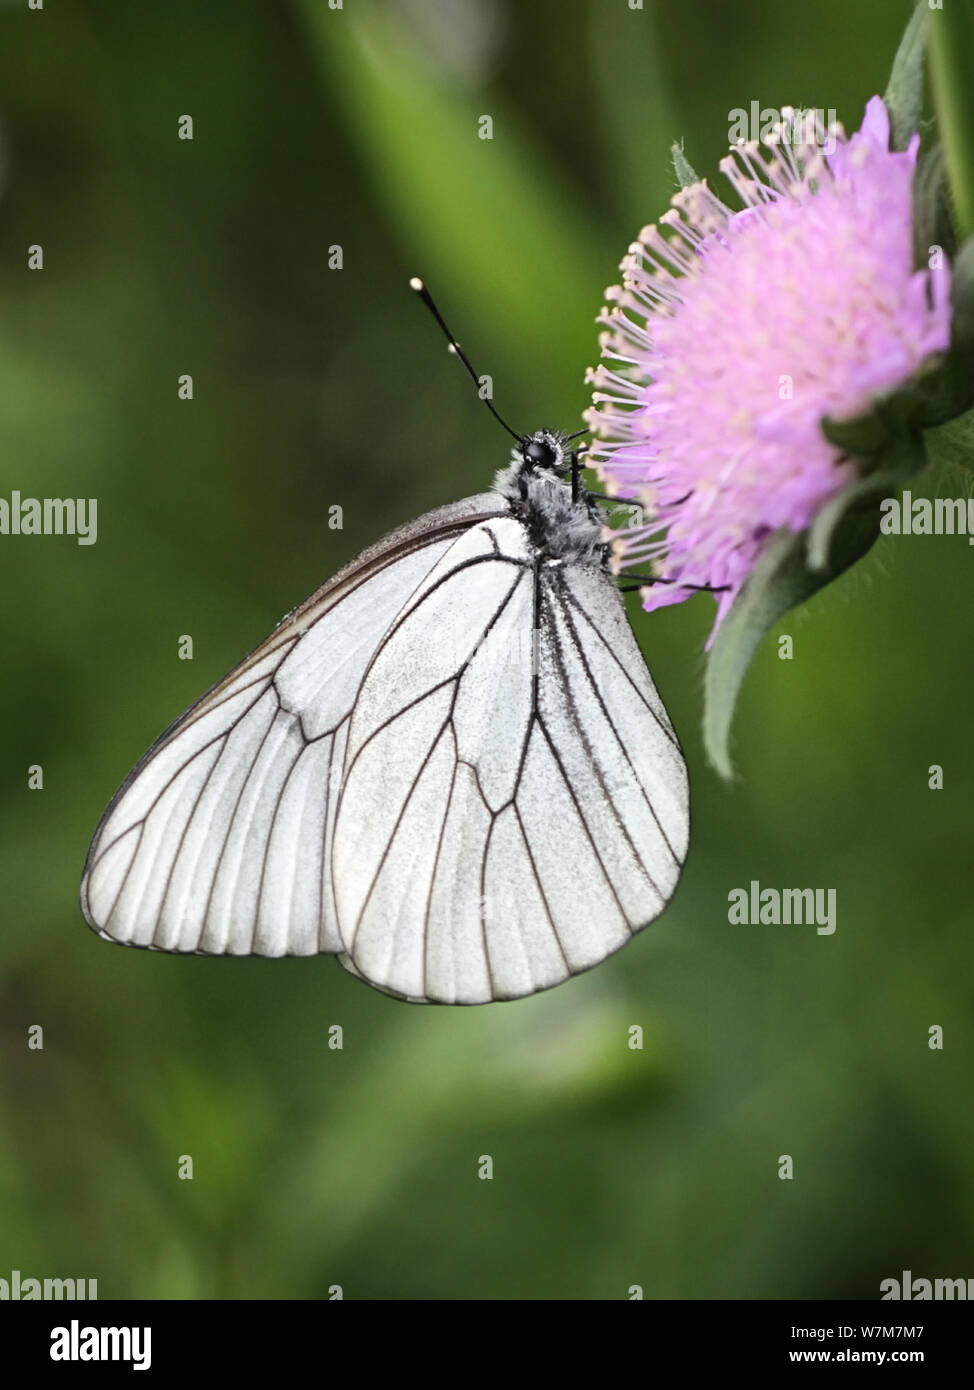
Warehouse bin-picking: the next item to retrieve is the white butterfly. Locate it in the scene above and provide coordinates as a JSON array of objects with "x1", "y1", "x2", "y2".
[{"x1": 80, "y1": 294, "x2": 689, "y2": 1005}]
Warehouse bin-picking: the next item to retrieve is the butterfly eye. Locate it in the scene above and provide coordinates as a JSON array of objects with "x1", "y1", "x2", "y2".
[{"x1": 523, "y1": 438, "x2": 559, "y2": 469}]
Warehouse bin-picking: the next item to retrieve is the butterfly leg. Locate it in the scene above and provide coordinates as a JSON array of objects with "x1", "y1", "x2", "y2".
[{"x1": 618, "y1": 573, "x2": 730, "y2": 595}]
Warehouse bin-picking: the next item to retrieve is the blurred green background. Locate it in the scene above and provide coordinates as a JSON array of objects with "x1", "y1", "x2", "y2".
[{"x1": 1, "y1": 0, "x2": 972, "y2": 1300}]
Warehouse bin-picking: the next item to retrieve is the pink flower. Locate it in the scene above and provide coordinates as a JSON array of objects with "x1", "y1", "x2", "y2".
[{"x1": 585, "y1": 97, "x2": 952, "y2": 639}]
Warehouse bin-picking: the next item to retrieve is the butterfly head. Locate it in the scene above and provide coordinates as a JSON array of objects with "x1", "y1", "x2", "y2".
[
  {"x1": 493, "y1": 429, "x2": 605, "y2": 566},
  {"x1": 518, "y1": 429, "x2": 570, "y2": 479},
  {"x1": 499, "y1": 428, "x2": 587, "y2": 507}
]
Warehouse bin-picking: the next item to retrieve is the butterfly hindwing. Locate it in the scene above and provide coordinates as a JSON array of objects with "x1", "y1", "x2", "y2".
[{"x1": 331, "y1": 516, "x2": 689, "y2": 1004}]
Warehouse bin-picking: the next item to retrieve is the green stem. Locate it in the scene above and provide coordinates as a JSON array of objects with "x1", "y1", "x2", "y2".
[{"x1": 929, "y1": 1, "x2": 974, "y2": 242}]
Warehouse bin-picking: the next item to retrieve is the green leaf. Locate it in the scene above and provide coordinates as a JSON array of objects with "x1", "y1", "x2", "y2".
[
  {"x1": 671, "y1": 142, "x2": 699, "y2": 190},
  {"x1": 703, "y1": 505, "x2": 885, "y2": 780},
  {"x1": 925, "y1": 402, "x2": 974, "y2": 472},
  {"x1": 884, "y1": 1, "x2": 929, "y2": 152},
  {"x1": 704, "y1": 533, "x2": 808, "y2": 781},
  {"x1": 930, "y1": 0, "x2": 974, "y2": 241}
]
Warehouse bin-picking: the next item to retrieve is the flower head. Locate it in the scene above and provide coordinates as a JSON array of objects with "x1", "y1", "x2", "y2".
[{"x1": 585, "y1": 98, "x2": 952, "y2": 637}]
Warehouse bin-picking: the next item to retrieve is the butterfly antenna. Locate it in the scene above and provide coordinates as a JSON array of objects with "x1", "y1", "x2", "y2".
[{"x1": 409, "y1": 277, "x2": 521, "y2": 442}]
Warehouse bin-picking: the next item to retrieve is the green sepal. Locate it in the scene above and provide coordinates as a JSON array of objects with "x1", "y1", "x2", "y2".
[
  {"x1": 884, "y1": 0, "x2": 929, "y2": 153},
  {"x1": 913, "y1": 144, "x2": 958, "y2": 268},
  {"x1": 807, "y1": 446, "x2": 924, "y2": 572},
  {"x1": 671, "y1": 142, "x2": 699, "y2": 191}
]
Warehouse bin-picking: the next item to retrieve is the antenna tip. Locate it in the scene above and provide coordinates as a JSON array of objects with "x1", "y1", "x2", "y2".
[{"x1": 409, "y1": 276, "x2": 424, "y2": 292}]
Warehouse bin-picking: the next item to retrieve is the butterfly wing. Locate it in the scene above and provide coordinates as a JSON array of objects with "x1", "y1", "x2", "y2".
[
  {"x1": 79, "y1": 494, "x2": 505, "y2": 956},
  {"x1": 332, "y1": 515, "x2": 689, "y2": 1004}
]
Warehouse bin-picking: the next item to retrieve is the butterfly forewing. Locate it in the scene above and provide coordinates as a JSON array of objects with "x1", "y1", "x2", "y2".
[{"x1": 79, "y1": 495, "x2": 505, "y2": 956}]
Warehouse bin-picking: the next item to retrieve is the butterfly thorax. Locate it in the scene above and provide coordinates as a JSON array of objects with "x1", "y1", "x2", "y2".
[{"x1": 493, "y1": 428, "x2": 606, "y2": 567}]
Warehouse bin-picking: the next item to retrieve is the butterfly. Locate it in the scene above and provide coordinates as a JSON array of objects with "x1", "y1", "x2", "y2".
[{"x1": 79, "y1": 282, "x2": 689, "y2": 1004}]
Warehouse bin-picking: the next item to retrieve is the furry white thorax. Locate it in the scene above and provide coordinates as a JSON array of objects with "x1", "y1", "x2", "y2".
[{"x1": 492, "y1": 430, "x2": 605, "y2": 566}]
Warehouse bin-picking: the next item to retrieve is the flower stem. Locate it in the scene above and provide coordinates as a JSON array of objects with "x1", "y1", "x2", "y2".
[{"x1": 929, "y1": 2, "x2": 974, "y2": 243}]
